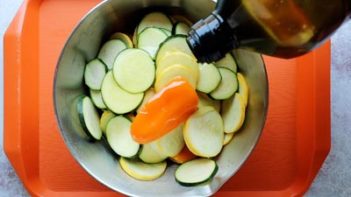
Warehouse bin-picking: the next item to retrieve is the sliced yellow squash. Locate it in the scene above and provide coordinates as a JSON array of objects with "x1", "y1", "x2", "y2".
[
  {"x1": 237, "y1": 72, "x2": 249, "y2": 107},
  {"x1": 119, "y1": 157, "x2": 167, "y2": 181},
  {"x1": 223, "y1": 133, "x2": 234, "y2": 145},
  {"x1": 184, "y1": 106, "x2": 224, "y2": 157},
  {"x1": 155, "y1": 36, "x2": 195, "y2": 64},
  {"x1": 154, "y1": 64, "x2": 198, "y2": 92},
  {"x1": 137, "y1": 12, "x2": 173, "y2": 34},
  {"x1": 110, "y1": 32, "x2": 133, "y2": 48},
  {"x1": 156, "y1": 51, "x2": 198, "y2": 76},
  {"x1": 221, "y1": 93, "x2": 246, "y2": 133}
]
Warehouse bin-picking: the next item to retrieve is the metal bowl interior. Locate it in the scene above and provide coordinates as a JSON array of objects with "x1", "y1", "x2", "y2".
[{"x1": 54, "y1": 0, "x2": 269, "y2": 196}]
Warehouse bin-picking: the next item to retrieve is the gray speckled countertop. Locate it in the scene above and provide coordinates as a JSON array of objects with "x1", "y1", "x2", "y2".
[{"x1": 1, "y1": 1, "x2": 351, "y2": 196}]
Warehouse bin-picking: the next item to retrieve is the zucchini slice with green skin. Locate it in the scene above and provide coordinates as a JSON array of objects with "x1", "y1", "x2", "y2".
[
  {"x1": 139, "y1": 143, "x2": 167, "y2": 164},
  {"x1": 113, "y1": 49, "x2": 155, "y2": 93},
  {"x1": 150, "y1": 124, "x2": 185, "y2": 157},
  {"x1": 184, "y1": 106, "x2": 224, "y2": 158},
  {"x1": 106, "y1": 116, "x2": 140, "y2": 158},
  {"x1": 221, "y1": 93, "x2": 246, "y2": 133},
  {"x1": 90, "y1": 89, "x2": 107, "y2": 109},
  {"x1": 77, "y1": 96, "x2": 103, "y2": 141},
  {"x1": 198, "y1": 93, "x2": 221, "y2": 112},
  {"x1": 137, "y1": 28, "x2": 168, "y2": 59},
  {"x1": 110, "y1": 32, "x2": 133, "y2": 48},
  {"x1": 196, "y1": 63, "x2": 222, "y2": 93},
  {"x1": 99, "y1": 110, "x2": 115, "y2": 133},
  {"x1": 215, "y1": 53, "x2": 238, "y2": 73},
  {"x1": 160, "y1": 28, "x2": 172, "y2": 37},
  {"x1": 137, "y1": 12, "x2": 173, "y2": 35},
  {"x1": 237, "y1": 72, "x2": 249, "y2": 107},
  {"x1": 175, "y1": 158, "x2": 218, "y2": 186},
  {"x1": 84, "y1": 59, "x2": 107, "y2": 90},
  {"x1": 98, "y1": 39, "x2": 127, "y2": 70},
  {"x1": 101, "y1": 72, "x2": 144, "y2": 114},
  {"x1": 173, "y1": 22, "x2": 190, "y2": 35},
  {"x1": 119, "y1": 157, "x2": 167, "y2": 181},
  {"x1": 155, "y1": 35, "x2": 195, "y2": 64},
  {"x1": 210, "y1": 68, "x2": 238, "y2": 100}
]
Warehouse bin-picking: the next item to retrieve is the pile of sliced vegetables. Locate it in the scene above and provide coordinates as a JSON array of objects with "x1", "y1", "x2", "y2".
[{"x1": 77, "y1": 12, "x2": 249, "y2": 186}]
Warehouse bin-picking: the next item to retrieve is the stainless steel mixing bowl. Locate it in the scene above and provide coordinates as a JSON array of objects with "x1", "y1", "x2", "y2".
[{"x1": 54, "y1": 0, "x2": 269, "y2": 196}]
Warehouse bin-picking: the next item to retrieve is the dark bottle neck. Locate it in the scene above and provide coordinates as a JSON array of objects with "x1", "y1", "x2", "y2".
[
  {"x1": 187, "y1": 13, "x2": 238, "y2": 63},
  {"x1": 215, "y1": 0, "x2": 240, "y2": 18}
]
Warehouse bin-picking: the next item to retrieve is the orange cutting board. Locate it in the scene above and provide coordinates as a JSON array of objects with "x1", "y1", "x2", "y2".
[{"x1": 4, "y1": 0, "x2": 330, "y2": 196}]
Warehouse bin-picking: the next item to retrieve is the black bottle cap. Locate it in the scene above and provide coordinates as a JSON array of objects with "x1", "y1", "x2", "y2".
[{"x1": 187, "y1": 13, "x2": 238, "y2": 63}]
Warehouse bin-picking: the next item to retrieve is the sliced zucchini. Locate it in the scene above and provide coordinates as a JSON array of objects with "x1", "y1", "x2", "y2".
[
  {"x1": 100, "y1": 110, "x2": 115, "y2": 133},
  {"x1": 175, "y1": 158, "x2": 218, "y2": 186},
  {"x1": 223, "y1": 133, "x2": 234, "y2": 145},
  {"x1": 110, "y1": 32, "x2": 133, "y2": 48},
  {"x1": 101, "y1": 72, "x2": 144, "y2": 114},
  {"x1": 215, "y1": 53, "x2": 237, "y2": 73},
  {"x1": 113, "y1": 49, "x2": 155, "y2": 93},
  {"x1": 184, "y1": 107, "x2": 224, "y2": 157},
  {"x1": 77, "y1": 96, "x2": 102, "y2": 141},
  {"x1": 210, "y1": 68, "x2": 238, "y2": 100},
  {"x1": 155, "y1": 36, "x2": 195, "y2": 64},
  {"x1": 137, "y1": 88, "x2": 155, "y2": 113},
  {"x1": 139, "y1": 143, "x2": 167, "y2": 164},
  {"x1": 154, "y1": 64, "x2": 198, "y2": 92},
  {"x1": 237, "y1": 73, "x2": 249, "y2": 107},
  {"x1": 160, "y1": 28, "x2": 172, "y2": 37},
  {"x1": 98, "y1": 39, "x2": 127, "y2": 70},
  {"x1": 150, "y1": 124, "x2": 185, "y2": 157},
  {"x1": 84, "y1": 59, "x2": 107, "y2": 90},
  {"x1": 119, "y1": 157, "x2": 167, "y2": 181},
  {"x1": 221, "y1": 93, "x2": 246, "y2": 133},
  {"x1": 156, "y1": 51, "x2": 198, "y2": 76},
  {"x1": 137, "y1": 12, "x2": 173, "y2": 34},
  {"x1": 137, "y1": 27, "x2": 168, "y2": 59},
  {"x1": 196, "y1": 63, "x2": 222, "y2": 93},
  {"x1": 173, "y1": 22, "x2": 190, "y2": 35},
  {"x1": 90, "y1": 89, "x2": 107, "y2": 109},
  {"x1": 198, "y1": 93, "x2": 221, "y2": 112},
  {"x1": 106, "y1": 116, "x2": 140, "y2": 157}
]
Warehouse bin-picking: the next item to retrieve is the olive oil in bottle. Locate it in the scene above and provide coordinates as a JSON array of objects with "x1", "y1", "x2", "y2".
[{"x1": 187, "y1": 0, "x2": 351, "y2": 63}]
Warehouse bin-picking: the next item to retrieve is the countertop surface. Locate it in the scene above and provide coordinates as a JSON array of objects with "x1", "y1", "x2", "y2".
[{"x1": 1, "y1": 1, "x2": 351, "y2": 196}]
